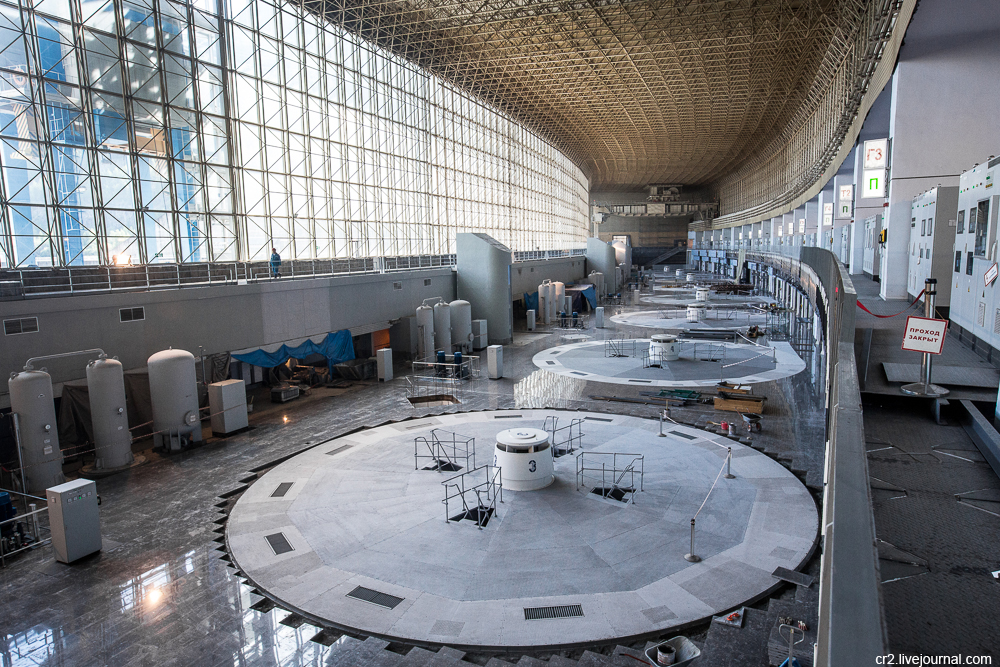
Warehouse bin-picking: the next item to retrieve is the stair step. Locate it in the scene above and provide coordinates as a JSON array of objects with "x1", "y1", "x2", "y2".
[
  {"x1": 516, "y1": 657, "x2": 548, "y2": 666},
  {"x1": 426, "y1": 646, "x2": 466, "y2": 666},
  {"x1": 324, "y1": 636, "x2": 365, "y2": 667},
  {"x1": 577, "y1": 650, "x2": 620, "y2": 667},
  {"x1": 401, "y1": 646, "x2": 437, "y2": 667},
  {"x1": 547, "y1": 656, "x2": 580, "y2": 667},
  {"x1": 610, "y1": 645, "x2": 647, "y2": 665},
  {"x1": 484, "y1": 658, "x2": 517, "y2": 667}
]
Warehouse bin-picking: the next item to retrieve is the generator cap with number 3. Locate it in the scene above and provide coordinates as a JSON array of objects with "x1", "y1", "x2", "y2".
[{"x1": 494, "y1": 428, "x2": 554, "y2": 491}]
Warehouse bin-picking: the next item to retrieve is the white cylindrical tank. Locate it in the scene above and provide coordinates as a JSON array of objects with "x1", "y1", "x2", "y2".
[
  {"x1": 695, "y1": 287, "x2": 711, "y2": 302},
  {"x1": 8, "y1": 370, "x2": 65, "y2": 494},
  {"x1": 648, "y1": 334, "x2": 680, "y2": 366},
  {"x1": 676, "y1": 268, "x2": 685, "y2": 279},
  {"x1": 686, "y1": 272, "x2": 696, "y2": 282},
  {"x1": 494, "y1": 428, "x2": 554, "y2": 491},
  {"x1": 553, "y1": 282, "x2": 565, "y2": 313},
  {"x1": 87, "y1": 355, "x2": 133, "y2": 470},
  {"x1": 687, "y1": 303, "x2": 706, "y2": 322},
  {"x1": 433, "y1": 301, "x2": 452, "y2": 352},
  {"x1": 416, "y1": 304, "x2": 435, "y2": 361},
  {"x1": 590, "y1": 271, "x2": 605, "y2": 299},
  {"x1": 147, "y1": 349, "x2": 201, "y2": 451},
  {"x1": 449, "y1": 299, "x2": 473, "y2": 353}
]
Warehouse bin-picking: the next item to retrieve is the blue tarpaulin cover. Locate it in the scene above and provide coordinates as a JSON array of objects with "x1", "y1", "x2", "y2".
[
  {"x1": 232, "y1": 330, "x2": 355, "y2": 368},
  {"x1": 523, "y1": 291, "x2": 539, "y2": 311},
  {"x1": 575, "y1": 284, "x2": 597, "y2": 308}
]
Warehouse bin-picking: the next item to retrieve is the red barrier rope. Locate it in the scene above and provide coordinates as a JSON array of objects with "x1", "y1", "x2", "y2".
[{"x1": 856, "y1": 289, "x2": 924, "y2": 319}]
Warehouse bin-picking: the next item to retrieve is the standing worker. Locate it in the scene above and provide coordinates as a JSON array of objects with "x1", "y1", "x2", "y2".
[{"x1": 270, "y1": 247, "x2": 281, "y2": 279}]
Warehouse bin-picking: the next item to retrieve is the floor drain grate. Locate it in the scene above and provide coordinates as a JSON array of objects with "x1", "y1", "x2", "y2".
[
  {"x1": 271, "y1": 482, "x2": 293, "y2": 498},
  {"x1": 326, "y1": 444, "x2": 353, "y2": 456},
  {"x1": 584, "y1": 417, "x2": 613, "y2": 423},
  {"x1": 346, "y1": 586, "x2": 404, "y2": 609},
  {"x1": 265, "y1": 532, "x2": 294, "y2": 555},
  {"x1": 524, "y1": 604, "x2": 584, "y2": 620},
  {"x1": 669, "y1": 430, "x2": 697, "y2": 440},
  {"x1": 590, "y1": 487, "x2": 634, "y2": 502},
  {"x1": 422, "y1": 460, "x2": 462, "y2": 472},
  {"x1": 449, "y1": 506, "x2": 494, "y2": 527}
]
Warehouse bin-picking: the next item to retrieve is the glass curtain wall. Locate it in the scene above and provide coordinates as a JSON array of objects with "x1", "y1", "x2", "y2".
[{"x1": 0, "y1": 0, "x2": 589, "y2": 268}]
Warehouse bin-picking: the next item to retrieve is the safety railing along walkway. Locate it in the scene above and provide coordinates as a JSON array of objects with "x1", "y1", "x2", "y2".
[
  {"x1": 0, "y1": 254, "x2": 456, "y2": 300},
  {"x1": 441, "y1": 465, "x2": 502, "y2": 529},
  {"x1": 0, "y1": 488, "x2": 50, "y2": 567},
  {"x1": 542, "y1": 416, "x2": 585, "y2": 456},
  {"x1": 575, "y1": 452, "x2": 644, "y2": 505},
  {"x1": 414, "y1": 429, "x2": 476, "y2": 472}
]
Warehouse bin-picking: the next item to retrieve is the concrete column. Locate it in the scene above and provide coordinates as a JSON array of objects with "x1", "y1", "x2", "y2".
[{"x1": 456, "y1": 233, "x2": 513, "y2": 345}]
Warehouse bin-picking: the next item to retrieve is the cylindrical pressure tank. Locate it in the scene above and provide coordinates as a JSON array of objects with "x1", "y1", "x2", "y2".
[
  {"x1": 676, "y1": 268, "x2": 685, "y2": 279},
  {"x1": 433, "y1": 301, "x2": 452, "y2": 352},
  {"x1": 416, "y1": 304, "x2": 435, "y2": 361},
  {"x1": 538, "y1": 280, "x2": 553, "y2": 324},
  {"x1": 147, "y1": 349, "x2": 201, "y2": 451},
  {"x1": 589, "y1": 271, "x2": 605, "y2": 299},
  {"x1": 449, "y1": 299, "x2": 473, "y2": 353},
  {"x1": 87, "y1": 355, "x2": 133, "y2": 470},
  {"x1": 8, "y1": 370, "x2": 65, "y2": 494},
  {"x1": 695, "y1": 287, "x2": 711, "y2": 302},
  {"x1": 553, "y1": 282, "x2": 565, "y2": 312}
]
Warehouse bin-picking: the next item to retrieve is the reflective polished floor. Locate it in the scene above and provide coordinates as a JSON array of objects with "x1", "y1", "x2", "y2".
[{"x1": 0, "y1": 293, "x2": 828, "y2": 667}]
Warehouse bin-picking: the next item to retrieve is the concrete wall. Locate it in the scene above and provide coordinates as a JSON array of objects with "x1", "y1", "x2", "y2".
[
  {"x1": 0, "y1": 268, "x2": 455, "y2": 408},
  {"x1": 595, "y1": 215, "x2": 691, "y2": 247},
  {"x1": 510, "y1": 257, "x2": 587, "y2": 299}
]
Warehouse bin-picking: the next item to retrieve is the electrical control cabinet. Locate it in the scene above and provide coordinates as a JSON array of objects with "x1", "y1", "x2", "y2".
[
  {"x1": 863, "y1": 215, "x2": 883, "y2": 279},
  {"x1": 949, "y1": 157, "x2": 1000, "y2": 346},
  {"x1": 208, "y1": 379, "x2": 249, "y2": 435},
  {"x1": 907, "y1": 186, "x2": 959, "y2": 306},
  {"x1": 47, "y1": 478, "x2": 101, "y2": 564},
  {"x1": 376, "y1": 347, "x2": 393, "y2": 381},
  {"x1": 487, "y1": 345, "x2": 503, "y2": 379}
]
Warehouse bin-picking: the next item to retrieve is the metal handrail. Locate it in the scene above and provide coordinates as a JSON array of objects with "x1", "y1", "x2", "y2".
[
  {"x1": 414, "y1": 429, "x2": 476, "y2": 471},
  {"x1": 0, "y1": 254, "x2": 459, "y2": 300},
  {"x1": 0, "y1": 488, "x2": 50, "y2": 568},
  {"x1": 542, "y1": 416, "x2": 585, "y2": 455},
  {"x1": 441, "y1": 465, "x2": 502, "y2": 529},
  {"x1": 575, "y1": 452, "x2": 644, "y2": 504}
]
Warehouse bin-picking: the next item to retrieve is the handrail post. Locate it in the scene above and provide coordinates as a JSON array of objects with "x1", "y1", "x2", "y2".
[
  {"x1": 684, "y1": 518, "x2": 701, "y2": 562},
  {"x1": 725, "y1": 447, "x2": 735, "y2": 479}
]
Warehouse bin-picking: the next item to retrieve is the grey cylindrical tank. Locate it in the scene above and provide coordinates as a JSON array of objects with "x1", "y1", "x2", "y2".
[
  {"x1": 589, "y1": 271, "x2": 604, "y2": 299},
  {"x1": 87, "y1": 355, "x2": 133, "y2": 470},
  {"x1": 449, "y1": 299, "x2": 473, "y2": 353},
  {"x1": 416, "y1": 304, "x2": 435, "y2": 361},
  {"x1": 147, "y1": 348, "x2": 201, "y2": 451},
  {"x1": 433, "y1": 301, "x2": 452, "y2": 352},
  {"x1": 8, "y1": 370, "x2": 65, "y2": 494}
]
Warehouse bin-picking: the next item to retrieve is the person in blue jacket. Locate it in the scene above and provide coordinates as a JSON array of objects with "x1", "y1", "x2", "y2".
[{"x1": 270, "y1": 247, "x2": 281, "y2": 279}]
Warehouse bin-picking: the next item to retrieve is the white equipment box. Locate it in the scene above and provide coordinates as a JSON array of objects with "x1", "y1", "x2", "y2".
[
  {"x1": 595, "y1": 306, "x2": 605, "y2": 328},
  {"x1": 487, "y1": 345, "x2": 503, "y2": 379},
  {"x1": 376, "y1": 347, "x2": 393, "y2": 381},
  {"x1": 527, "y1": 309, "x2": 536, "y2": 331},
  {"x1": 472, "y1": 320, "x2": 488, "y2": 350},
  {"x1": 208, "y1": 379, "x2": 249, "y2": 435},
  {"x1": 47, "y1": 478, "x2": 101, "y2": 563}
]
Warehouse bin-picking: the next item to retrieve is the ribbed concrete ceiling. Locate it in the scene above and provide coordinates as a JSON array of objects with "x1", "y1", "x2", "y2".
[{"x1": 305, "y1": 0, "x2": 875, "y2": 192}]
